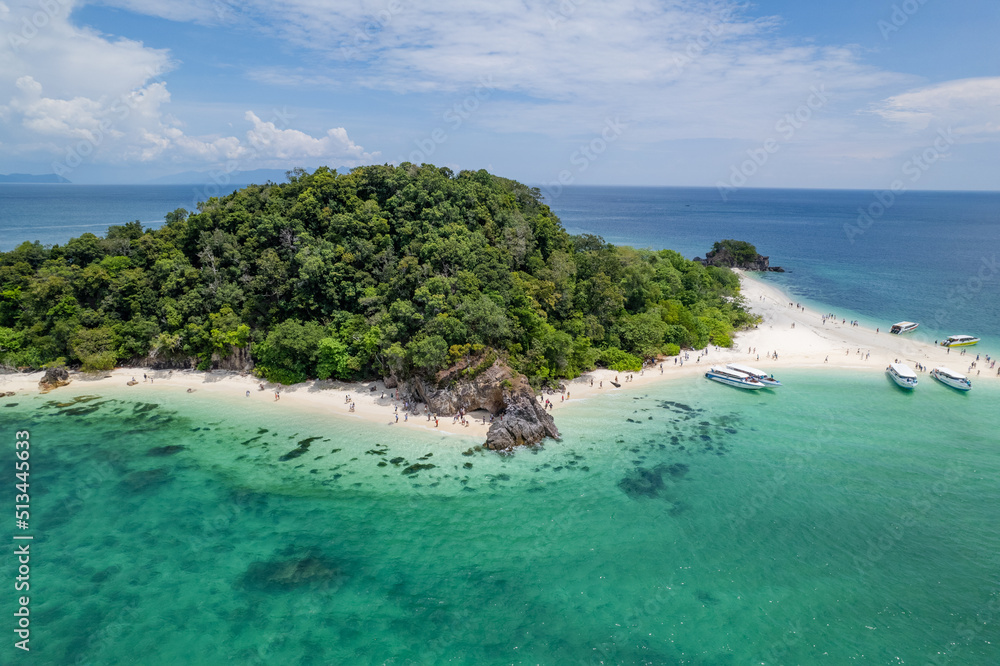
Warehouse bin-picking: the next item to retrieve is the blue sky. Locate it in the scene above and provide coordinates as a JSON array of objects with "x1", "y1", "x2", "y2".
[{"x1": 0, "y1": 0, "x2": 997, "y2": 189}]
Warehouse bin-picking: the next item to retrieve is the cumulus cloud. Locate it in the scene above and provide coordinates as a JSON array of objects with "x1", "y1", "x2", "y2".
[
  {"x1": 0, "y1": 0, "x2": 375, "y2": 172},
  {"x1": 872, "y1": 77, "x2": 1000, "y2": 138},
  {"x1": 244, "y1": 111, "x2": 377, "y2": 163}
]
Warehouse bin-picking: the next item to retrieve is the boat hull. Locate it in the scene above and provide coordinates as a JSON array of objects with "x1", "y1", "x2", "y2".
[
  {"x1": 705, "y1": 372, "x2": 766, "y2": 390},
  {"x1": 941, "y1": 340, "x2": 979, "y2": 347},
  {"x1": 886, "y1": 371, "x2": 917, "y2": 389},
  {"x1": 931, "y1": 371, "x2": 972, "y2": 391}
]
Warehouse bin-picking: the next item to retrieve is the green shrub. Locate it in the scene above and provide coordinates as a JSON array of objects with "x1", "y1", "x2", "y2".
[
  {"x1": 599, "y1": 347, "x2": 642, "y2": 372},
  {"x1": 664, "y1": 343, "x2": 680, "y2": 356}
]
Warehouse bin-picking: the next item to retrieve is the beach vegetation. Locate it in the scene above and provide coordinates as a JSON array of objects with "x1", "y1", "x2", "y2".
[
  {"x1": 0, "y1": 164, "x2": 754, "y2": 383},
  {"x1": 711, "y1": 239, "x2": 758, "y2": 265}
]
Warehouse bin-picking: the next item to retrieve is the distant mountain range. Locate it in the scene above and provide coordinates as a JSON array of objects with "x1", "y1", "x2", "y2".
[
  {"x1": 145, "y1": 168, "x2": 297, "y2": 185},
  {"x1": 0, "y1": 173, "x2": 71, "y2": 183}
]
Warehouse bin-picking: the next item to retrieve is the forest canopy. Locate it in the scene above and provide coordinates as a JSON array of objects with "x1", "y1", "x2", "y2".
[{"x1": 0, "y1": 165, "x2": 757, "y2": 384}]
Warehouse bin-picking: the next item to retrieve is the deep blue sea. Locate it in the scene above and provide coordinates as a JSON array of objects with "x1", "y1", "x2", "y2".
[
  {"x1": 2, "y1": 184, "x2": 1000, "y2": 664},
  {"x1": 0, "y1": 184, "x2": 241, "y2": 252},
  {"x1": 547, "y1": 186, "x2": 1000, "y2": 349}
]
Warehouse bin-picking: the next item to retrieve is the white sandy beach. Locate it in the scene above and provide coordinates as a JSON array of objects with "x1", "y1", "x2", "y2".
[{"x1": 2, "y1": 271, "x2": 995, "y2": 439}]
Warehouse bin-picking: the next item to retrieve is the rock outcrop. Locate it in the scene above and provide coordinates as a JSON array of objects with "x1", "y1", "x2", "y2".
[
  {"x1": 408, "y1": 356, "x2": 510, "y2": 416},
  {"x1": 405, "y1": 355, "x2": 560, "y2": 450},
  {"x1": 695, "y1": 242, "x2": 784, "y2": 272},
  {"x1": 38, "y1": 366, "x2": 70, "y2": 393},
  {"x1": 484, "y1": 374, "x2": 561, "y2": 451}
]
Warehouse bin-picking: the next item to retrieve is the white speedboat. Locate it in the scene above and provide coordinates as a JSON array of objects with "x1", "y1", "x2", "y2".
[
  {"x1": 941, "y1": 335, "x2": 980, "y2": 347},
  {"x1": 705, "y1": 366, "x2": 766, "y2": 390},
  {"x1": 890, "y1": 321, "x2": 919, "y2": 334},
  {"x1": 931, "y1": 367, "x2": 972, "y2": 391},
  {"x1": 886, "y1": 363, "x2": 918, "y2": 389},
  {"x1": 725, "y1": 363, "x2": 781, "y2": 387}
]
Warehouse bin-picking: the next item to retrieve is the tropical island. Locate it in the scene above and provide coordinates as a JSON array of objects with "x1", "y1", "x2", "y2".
[{"x1": 0, "y1": 164, "x2": 757, "y2": 447}]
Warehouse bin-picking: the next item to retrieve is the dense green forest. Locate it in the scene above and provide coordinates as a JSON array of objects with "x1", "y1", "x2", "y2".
[{"x1": 0, "y1": 165, "x2": 757, "y2": 385}]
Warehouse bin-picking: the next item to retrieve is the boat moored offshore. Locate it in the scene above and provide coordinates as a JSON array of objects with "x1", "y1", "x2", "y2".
[
  {"x1": 941, "y1": 335, "x2": 980, "y2": 347},
  {"x1": 705, "y1": 366, "x2": 766, "y2": 390},
  {"x1": 931, "y1": 367, "x2": 972, "y2": 391},
  {"x1": 886, "y1": 363, "x2": 918, "y2": 389},
  {"x1": 890, "y1": 321, "x2": 919, "y2": 334},
  {"x1": 725, "y1": 363, "x2": 781, "y2": 387}
]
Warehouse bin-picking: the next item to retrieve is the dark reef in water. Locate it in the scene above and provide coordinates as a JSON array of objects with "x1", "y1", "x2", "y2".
[
  {"x1": 146, "y1": 445, "x2": 186, "y2": 457},
  {"x1": 402, "y1": 463, "x2": 436, "y2": 475},
  {"x1": 279, "y1": 436, "x2": 322, "y2": 461},
  {"x1": 119, "y1": 467, "x2": 172, "y2": 493},
  {"x1": 240, "y1": 550, "x2": 345, "y2": 591},
  {"x1": 618, "y1": 463, "x2": 689, "y2": 500}
]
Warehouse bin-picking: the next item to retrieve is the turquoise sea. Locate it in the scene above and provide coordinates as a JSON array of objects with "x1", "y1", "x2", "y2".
[
  {"x1": 2, "y1": 185, "x2": 1000, "y2": 664},
  {"x1": 2, "y1": 373, "x2": 999, "y2": 664}
]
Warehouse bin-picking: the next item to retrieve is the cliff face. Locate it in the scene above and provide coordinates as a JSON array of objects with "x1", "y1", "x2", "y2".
[
  {"x1": 408, "y1": 358, "x2": 510, "y2": 416},
  {"x1": 483, "y1": 374, "x2": 561, "y2": 451},
  {"x1": 404, "y1": 357, "x2": 560, "y2": 451}
]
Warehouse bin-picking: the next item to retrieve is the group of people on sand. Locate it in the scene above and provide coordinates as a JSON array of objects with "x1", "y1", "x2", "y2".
[{"x1": 964, "y1": 354, "x2": 997, "y2": 376}]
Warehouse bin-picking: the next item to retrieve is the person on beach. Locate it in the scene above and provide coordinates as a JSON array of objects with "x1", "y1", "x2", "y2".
[
  {"x1": 246, "y1": 390, "x2": 250, "y2": 397},
  {"x1": 274, "y1": 391, "x2": 280, "y2": 401}
]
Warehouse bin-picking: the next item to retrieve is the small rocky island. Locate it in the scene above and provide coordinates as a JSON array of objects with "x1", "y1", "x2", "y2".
[
  {"x1": 402, "y1": 355, "x2": 559, "y2": 451},
  {"x1": 694, "y1": 239, "x2": 784, "y2": 272}
]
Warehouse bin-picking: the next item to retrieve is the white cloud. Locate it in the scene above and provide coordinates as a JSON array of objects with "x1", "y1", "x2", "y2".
[
  {"x1": 872, "y1": 77, "x2": 1000, "y2": 138},
  {"x1": 110, "y1": 0, "x2": 913, "y2": 146},
  {"x1": 0, "y1": 0, "x2": 375, "y2": 172},
  {"x1": 244, "y1": 111, "x2": 378, "y2": 163}
]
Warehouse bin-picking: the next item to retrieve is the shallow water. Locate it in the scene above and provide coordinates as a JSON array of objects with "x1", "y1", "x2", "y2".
[{"x1": 3, "y1": 371, "x2": 999, "y2": 664}]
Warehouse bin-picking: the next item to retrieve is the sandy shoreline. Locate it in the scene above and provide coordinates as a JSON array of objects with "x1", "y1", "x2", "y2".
[{"x1": 2, "y1": 271, "x2": 996, "y2": 440}]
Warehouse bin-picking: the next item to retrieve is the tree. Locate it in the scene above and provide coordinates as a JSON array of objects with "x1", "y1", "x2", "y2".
[
  {"x1": 254, "y1": 319, "x2": 325, "y2": 384},
  {"x1": 69, "y1": 326, "x2": 118, "y2": 372},
  {"x1": 407, "y1": 335, "x2": 449, "y2": 375},
  {"x1": 316, "y1": 337, "x2": 351, "y2": 380}
]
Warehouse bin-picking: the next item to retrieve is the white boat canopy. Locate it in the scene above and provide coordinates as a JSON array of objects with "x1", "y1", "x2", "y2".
[
  {"x1": 710, "y1": 366, "x2": 753, "y2": 379},
  {"x1": 726, "y1": 363, "x2": 770, "y2": 377},
  {"x1": 889, "y1": 363, "x2": 917, "y2": 379},
  {"x1": 933, "y1": 367, "x2": 967, "y2": 380}
]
